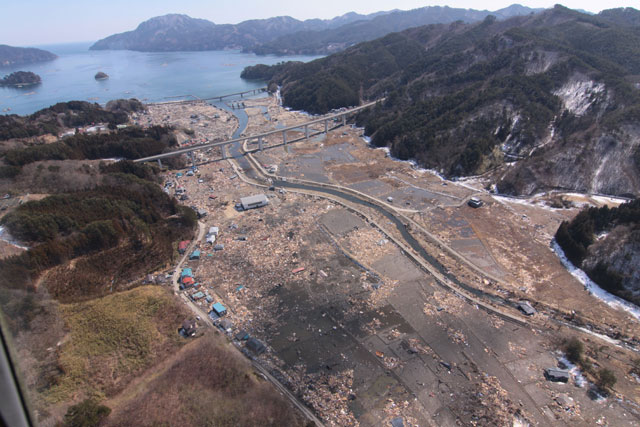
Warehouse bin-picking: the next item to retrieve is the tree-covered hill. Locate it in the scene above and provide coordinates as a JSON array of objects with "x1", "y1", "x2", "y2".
[
  {"x1": 0, "y1": 98, "x2": 190, "y2": 302},
  {"x1": 556, "y1": 199, "x2": 640, "y2": 305},
  {"x1": 1, "y1": 125, "x2": 176, "y2": 168},
  {"x1": 251, "y1": 6, "x2": 640, "y2": 197},
  {"x1": 0, "y1": 99, "x2": 144, "y2": 140},
  {"x1": 89, "y1": 12, "x2": 382, "y2": 52},
  {"x1": 252, "y1": 4, "x2": 542, "y2": 55},
  {"x1": 90, "y1": 6, "x2": 540, "y2": 54},
  {"x1": 0, "y1": 71, "x2": 41, "y2": 86}
]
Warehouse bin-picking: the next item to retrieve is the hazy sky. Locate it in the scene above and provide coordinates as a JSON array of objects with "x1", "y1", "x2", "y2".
[{"x1": 1, "y1": 1, "x2": 638, "y2": 46}]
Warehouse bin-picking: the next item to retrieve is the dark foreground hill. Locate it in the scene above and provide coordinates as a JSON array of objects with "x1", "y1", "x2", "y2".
[
  {"x1": 556, "y1": 199, "x2": 640, "y2": 305},
  {"x1": 0, "y1": 44, "x2": 57, "y2": 67},
  {"x1": 253, "y1": 6, "x2": 640, "y2": 197}
]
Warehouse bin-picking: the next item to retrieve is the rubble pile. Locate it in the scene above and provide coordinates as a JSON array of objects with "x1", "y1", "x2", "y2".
[
  {"x1": 423, "y1": 295, "x2": 465, "y2": 320},
  {"x1": 469, "y1": 375, "x2": 531, "y2": 426},
  {"x1": 403, "y1": 338, "x2": 435, "y2": 356},
  {"x1": 340, "y1": 227, "x2": 397, "y2": 264},
  {"x1": 508, "y1": 342, "x2": 528, "y2": 358},
  {"x1": 487, "y1": 313, "x2": 505, "y2": 329},
  {"x1": 145, "y1": 101, "x2": 237, "y2": 149},
  {"x1": 551, "y1": 392, "x2": 581, "y2": 418},
  {"x1": 296, "y1": 369, "x2": 358, "y2": 426},
  {"x1": 381, "y1": 399, "x2": 420, "y2": 427}
]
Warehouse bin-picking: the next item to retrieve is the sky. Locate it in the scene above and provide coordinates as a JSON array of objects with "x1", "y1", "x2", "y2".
[{"x1": 1, "y1": 1, "x2": 638, "y2": 46}]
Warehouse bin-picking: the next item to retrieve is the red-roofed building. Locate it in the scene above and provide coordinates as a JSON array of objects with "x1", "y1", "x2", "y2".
[{"x1": 178, "y1": 240, "x2": 190, "y2": 254}]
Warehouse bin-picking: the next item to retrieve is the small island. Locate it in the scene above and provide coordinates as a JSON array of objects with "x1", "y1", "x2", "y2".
[
  {"x1": 95, "y1": 71, "x2": 109, "y2": 80},
  {"x1": 0, "y1": 71, "x2": 41, "y2": 87}
]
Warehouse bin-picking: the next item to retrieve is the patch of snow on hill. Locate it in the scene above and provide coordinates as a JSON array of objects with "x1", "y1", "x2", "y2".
[
  {"x1": 552, "y1": 239, "x2": 640, "y2": 322},
  {"x1": 553, "y1": 79, "x2": 604, "y2": 116}
]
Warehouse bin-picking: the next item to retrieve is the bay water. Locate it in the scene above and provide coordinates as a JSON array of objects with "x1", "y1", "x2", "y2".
[{"x1": 0, "y1": 42, "x2": 320, "y2": 116}]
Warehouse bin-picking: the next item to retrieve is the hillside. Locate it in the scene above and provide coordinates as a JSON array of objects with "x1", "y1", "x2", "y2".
[
  {"x1": 256, "y1": 6, "x2": 640, "y2": 197},
  {"x1": 90, "y1": 5, "x2": 539, "y2": 54},
  {"x1": 252, "y1": 4, "x2": 542, "y2": 55},
  {"x1": 89, "y1": 12, "x2": 384, "y2": 52},
  {"x1": 0, "y1": 100, "x2": 307, "y2": 425},
  {"x1": 556, "y1": 199, "x2": 640, "y2": 305},
  {"x1": 0, "y1": 44, "x2": 57, "y2": 67},
  {"x1": 0, "y1": 99, "x2": 143, "y2": 140}
]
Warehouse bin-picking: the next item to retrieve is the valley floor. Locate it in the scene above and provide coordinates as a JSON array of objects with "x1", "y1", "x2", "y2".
[
  {"x1": 155, "y1": 95, "x2": 640, "y2": 425},
  {"x1": 3, "y1": 93, "x2": 640, "y2": 426}
]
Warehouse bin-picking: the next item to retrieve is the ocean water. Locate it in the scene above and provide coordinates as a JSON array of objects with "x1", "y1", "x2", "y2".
[{"x1": 0, "y1": 42, "x2": 320, "y2": 116}]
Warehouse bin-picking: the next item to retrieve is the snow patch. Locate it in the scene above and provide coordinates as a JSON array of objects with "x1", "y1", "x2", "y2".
[
  {"x1": 553, "y1": 80, "x2": 604, "y2": 116},
  {"x1": 360, "y1": 134, "x2": 446, "y2": 180},
  {"x1": 558, "y1": 355, "x2": 587, "y2": 388},
  {"x1": 551, "y1": 239, "x2": 640, "y2": 322},
  {"x1": 0, "y1": 226, "x2": 29, "y2": 250},
  {"x1": 589, "y1": 194, "x2": 628, "y2": 206},
  {"x1": 492, "y1": 194, "x2": 562, "y2": 212},
  {"x1": 561, "y1": 193, "x2": 629, "y2": 206}
]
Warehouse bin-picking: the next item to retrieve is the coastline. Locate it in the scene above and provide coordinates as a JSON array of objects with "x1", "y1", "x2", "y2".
[{"x1": 0, "y1": 81, "x2": 40, "y2": 88}]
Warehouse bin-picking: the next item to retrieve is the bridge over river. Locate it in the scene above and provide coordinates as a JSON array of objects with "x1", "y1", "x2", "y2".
[{"x1": 134, "y1": 98, "x2": 382, "y2": 165}]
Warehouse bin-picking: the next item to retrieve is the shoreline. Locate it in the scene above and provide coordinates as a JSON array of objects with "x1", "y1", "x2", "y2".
[{"x1": 0, "y1": 81, "x2": 40, "y2": 88}]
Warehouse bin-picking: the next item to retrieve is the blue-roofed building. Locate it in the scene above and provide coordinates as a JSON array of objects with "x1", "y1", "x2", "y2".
[
  {"x1": 190, "y1": 249, "x2": 201, "y2": 260},
  {"x1": 212, "y1": 302, "x2": 227, "y2": 316},
  {"x1": 181, "y1": 268, "x2": 193, "y2": 278},
  {"x1": 205, "y1": 295, "x2": 213, "y2": 303},
  {"x1": 191, "y1": 291, "x2": 205, "y2": 301}
]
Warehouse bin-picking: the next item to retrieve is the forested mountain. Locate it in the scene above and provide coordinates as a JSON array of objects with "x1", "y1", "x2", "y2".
[
  {"x1": 253, "y1": 5, "x2": 640, "y2": 197},
  {"x1": 556, "y1": 199, "x2": 640, "y2": 305},
  {"x1": 89, "y1": 12, "x2": 387, "y2": 52},
  {"x1": 252, "y1": 4, "x2": 542, "y2": 55},
  {"x1": 90, "y1": 5, "x2": 540, "y2": 53},
  {"x1": 0, "y1": 44, "x2": 57, "y2": 67}
]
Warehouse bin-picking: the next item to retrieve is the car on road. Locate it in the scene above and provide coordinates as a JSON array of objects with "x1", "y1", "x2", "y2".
[{"x1": 467, "y1": 197, "x2": 483, "y2": 208}]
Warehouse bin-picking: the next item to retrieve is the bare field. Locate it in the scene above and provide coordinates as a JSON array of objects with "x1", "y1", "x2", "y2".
[{"x1": 105, "y1": 332, "x2": 305, "y2": 427}]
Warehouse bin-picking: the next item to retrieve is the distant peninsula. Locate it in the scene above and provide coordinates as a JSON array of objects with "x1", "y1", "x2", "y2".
[
  {"x1": 95, "y1": 71, "x2": 109, "y2": 80},
  {"x1": 90, "y1": 5, "x2": 541, "y2": 55},
  {"x1": 0, "y1": 44, "x2": 57, "y2": 67},
  {"x1": 0, "y1": 71, "x2": 41, "y2": 87}
]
